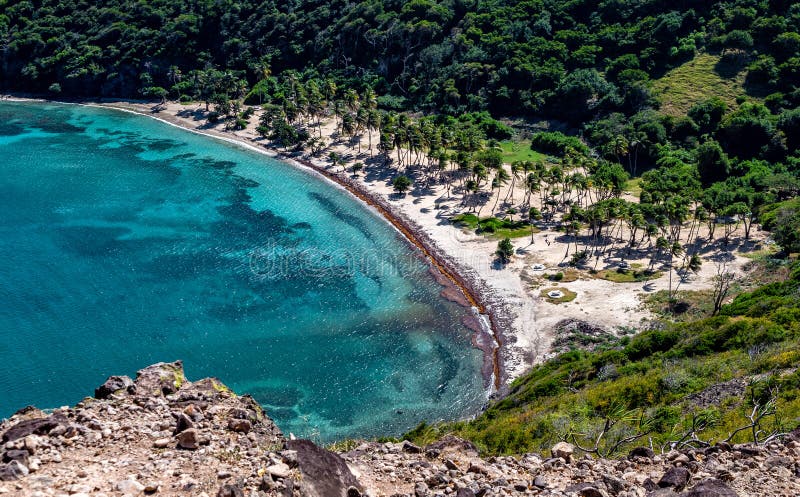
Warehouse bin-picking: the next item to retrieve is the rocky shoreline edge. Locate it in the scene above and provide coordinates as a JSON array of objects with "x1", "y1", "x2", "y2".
[{"x1": 2, "y1": 361, "x2": 799, "y2": 497}]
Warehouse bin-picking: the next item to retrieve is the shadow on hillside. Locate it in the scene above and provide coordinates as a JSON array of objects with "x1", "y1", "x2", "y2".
[{"x1": 713, "y1": 54, "x2": 748, "y2": 79}]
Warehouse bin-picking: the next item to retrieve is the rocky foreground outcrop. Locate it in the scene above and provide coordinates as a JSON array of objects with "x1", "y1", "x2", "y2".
[{"x1": 1, "y1": 362, "x2": 799, "y2": 497}]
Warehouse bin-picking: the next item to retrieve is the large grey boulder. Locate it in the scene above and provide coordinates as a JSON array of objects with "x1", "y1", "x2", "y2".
[
  {"x1": 94, "y1": 375, "x2": 135, "y2": 399},
  {"x1": 134, "y1": 360, "x2": 185, "y2": 397},
  {"x1": 0, "y1": 460, "x2": 29, "y2": 481},
  {"x1": 286, "y1": 439, "x2": 362, "y2": 497},
  {"x1": 659, "y1": 467, "x2": 690, "y2": 490},
  {"x1": 1, "y1": 414, "x2": 65, "y2": 442}
]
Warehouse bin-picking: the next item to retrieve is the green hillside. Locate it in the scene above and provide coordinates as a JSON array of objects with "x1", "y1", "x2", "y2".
[
  {"x1": 653, "y1": 54, "x2": 750, "y2": 117},
  {"x1": 406, "y1": 261, "x2": 800, "y2": 456}
]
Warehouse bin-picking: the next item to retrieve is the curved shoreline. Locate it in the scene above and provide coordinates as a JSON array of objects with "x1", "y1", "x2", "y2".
[
  {"x1": 290, "y1": 155, "x2": 505, "y2": 389},
  {"x1": 5, "y1": 96, "x2": 507, "y2": 388}
]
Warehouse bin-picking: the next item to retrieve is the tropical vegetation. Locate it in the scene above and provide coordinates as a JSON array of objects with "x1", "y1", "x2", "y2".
[{"x1": 406, "y1": 261, "x2": 800, "y2": 456}]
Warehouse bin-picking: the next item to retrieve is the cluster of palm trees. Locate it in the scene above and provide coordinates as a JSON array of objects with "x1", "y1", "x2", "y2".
[{"x1": 246, "y1": 74, "x2": 753, "y2": 298}]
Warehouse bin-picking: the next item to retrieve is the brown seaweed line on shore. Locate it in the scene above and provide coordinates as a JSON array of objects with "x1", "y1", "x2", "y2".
[{"x1": 291, "y1": 156, "x2": 505, "y2": 390}]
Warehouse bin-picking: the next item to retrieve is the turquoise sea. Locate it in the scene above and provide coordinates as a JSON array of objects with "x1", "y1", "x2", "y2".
[{"x1": 0, "y1": 101, "x2": 485, "y2": 441}]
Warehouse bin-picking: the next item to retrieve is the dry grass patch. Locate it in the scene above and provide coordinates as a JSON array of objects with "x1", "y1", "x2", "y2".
[
  {"x1": 653, "y1": 53, "x2": 748, "y2": 117},
  {"x1": 592, "y1": 267, "x2": 662, "y2": 283}
]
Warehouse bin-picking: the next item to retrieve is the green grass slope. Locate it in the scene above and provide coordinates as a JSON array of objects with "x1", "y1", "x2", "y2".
[
  {"x1": 406, "y1": 263, "x2": 800, "y2": 456},
  {"x1": 652, "y1": 54, "x2": 750, "y2": 117}
]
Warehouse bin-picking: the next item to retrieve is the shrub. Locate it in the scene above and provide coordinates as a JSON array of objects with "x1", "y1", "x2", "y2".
[
  {"x1": 458, "y1": 112, "x2": 514, "y2": 139},
  {"x1": 496, "y1": 238, "x2": 514, "y2": 264},
  {"x1": 569, "y1": 250, "x2": 588, "y2": 267},
  {"x1": 392, "y1": 175, "x2": 412, "y2": 194},
  {"x1": 530, "y1": 131, "x2": 590, "y2": 156}
]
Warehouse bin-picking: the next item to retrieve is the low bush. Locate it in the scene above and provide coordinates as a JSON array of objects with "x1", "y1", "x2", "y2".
[{"x1": 530, "y1": 131, "x2": 590, "y2": 156}]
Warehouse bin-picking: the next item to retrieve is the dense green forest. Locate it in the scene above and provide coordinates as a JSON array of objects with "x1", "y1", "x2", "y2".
[{"x1": 2, "y1": 0, "x2": 800, "y2": 120}]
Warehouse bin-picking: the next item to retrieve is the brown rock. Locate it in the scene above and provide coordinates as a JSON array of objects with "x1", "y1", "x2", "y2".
[
  {"x1": 174, "y1": 413, "x2": 194, "y2": 434},
  {"x1": 565, "y1": 482, "x2": 608, "y2": 497},
  {"x1": 176, "y1": 428, "x2": 200, "y2": 450},
  {"x1": 603, "y1": 473, "x2": 627, "y2": 494},
  {"x1": 227, "y1": 418, "x2": 252, "y2": 433},
  {"x1": 425, "y1": 436, "x2": 479, "y2": 455},
  {"x1": 183, "y1": 404, "x2": 204, "y2": 422},
  {"x1": 763, "y1": 455, "x2": 792, "y2": 469},
  {"x1": 629, "y1": 447, "x2": 656, "y2": 459},
  {"x1": 467, "y1": 461, "x2": 489, "y2": 475},
  {"x1": 401, "y1": 440, "x2": 422, "y2": 453},
  {"x1": 22, "y1": 435, "x2": 39, "y2": 455},
  {"x1": 153, "y1": 438, "x2": 171, "y2": 448},
  {"x1": 2, "y1": 450, "x2": 29, "y2": 466},
  {"x1": 116, "y1": 479, "x2": 145, "y2": 495},
  {"x1": 647, "y1": 490, "x2": 679, "y2": 497},
  {"x1": 217, "y1": 484, "x2": 244, "y2": 497},
  {"x1": 267, "y1": 462, "x2": 292, "y2": 479},
  {"x1": 579, "y1": 487, "x2": 607, "y2": 497},
  {"x1": 680, "y1": 479, "x2": 738, "y2": 497},
  {"x1": 552, "y1": 441, "x2": 575, "y2": 463}
]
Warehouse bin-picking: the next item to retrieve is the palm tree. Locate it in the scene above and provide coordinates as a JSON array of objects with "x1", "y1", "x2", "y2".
[
  {"x1": 355, "y1": 107, "x2": 369, "y2": 154},
  {"x1": 167, "y1": 65, "x2": 182, "y2": 87},
  {"x1": 340, "y1": 112, "x2": 356, "y2": 147},
  {"x1": 332, "y1": 100, "x2": 344, "y2": 131},
  {"x1": 627, "y1": 209, "x2": 646, "y2": 253},
  {"x1": 504, "y1": 161, "x2": 523, "y2": 205},
  {"x1": 523, "y1": 170, "x2": 541, "y2": 209},
  {"x1": 610, "y1": 135, "x2": 629, "y2": 167},
  {"x1": 323, "y1": 78, "x2": 337, "y2": 103},
  {"x1": 344, "y1": 89, "x2": 360, "y2": 114},
  {"x1": 328, "y1": 152, "x2": 345, "y2": 172},
  {"x1": 363, "y1": 87, "x2": 377, "y2": 111},
  {"x1": 666, "y1": 241, "x2": 687, "y2": 313},
  {"x1": 528, "y1": 207, "x2": 542, "y2": 244},
  {"x1": 365, "y1": 109, "x2": 381, "y2": 156},
  {"x1": 490, "y1": 168, "x2": 511, "y2": 215},
  {"x1": 394, "y1": 114, "x2": 411, "y2": 170},
  {"x1": 305, "y1": 80, "x2": 325, "y2": 137},
  {"x1": 467, "y1": 163, "x2": 488, "y2": 212}
]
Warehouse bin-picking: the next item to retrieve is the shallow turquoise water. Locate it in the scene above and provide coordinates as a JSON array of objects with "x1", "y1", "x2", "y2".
[{"x1": 0, "y1": 102, "x2": 485, "y2": 441}]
